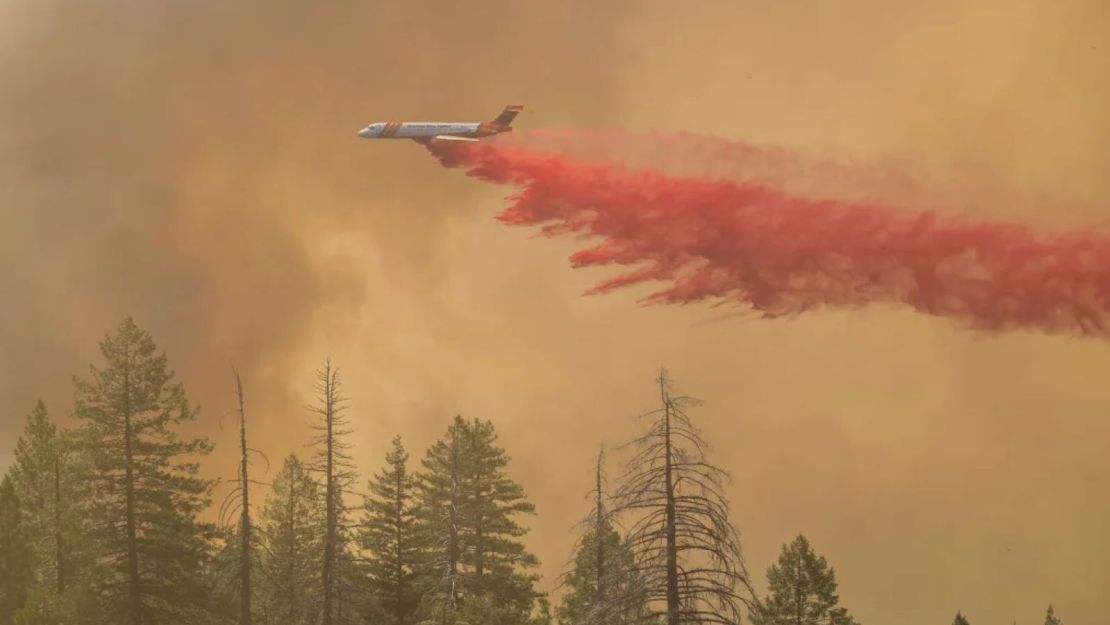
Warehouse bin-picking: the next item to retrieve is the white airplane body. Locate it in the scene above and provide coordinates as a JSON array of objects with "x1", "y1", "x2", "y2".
[{"x1": 358, "y1": 105, "x2": 522, "y2": 143}]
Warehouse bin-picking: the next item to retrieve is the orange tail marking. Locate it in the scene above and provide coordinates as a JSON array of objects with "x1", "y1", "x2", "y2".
[{"x1": 491, "y1": 105, "x2": 523, "y2": 128}]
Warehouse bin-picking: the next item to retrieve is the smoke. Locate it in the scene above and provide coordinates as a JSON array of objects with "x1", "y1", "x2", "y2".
[
  {"x1": 0, "y1": 0, "x2": 631, "y2": 457},
  {"x1": 429, "y1": 133, "x2": 1110, "y2": 337}
]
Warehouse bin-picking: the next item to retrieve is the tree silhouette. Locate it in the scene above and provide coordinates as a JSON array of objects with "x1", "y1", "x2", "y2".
[{"x1": 614, "y1": 369, "x2": 757, "y2": 625}]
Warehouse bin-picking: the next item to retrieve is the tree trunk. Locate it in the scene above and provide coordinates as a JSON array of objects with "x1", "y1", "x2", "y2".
[
  {"x1": 287, "y1": 477, "x2": 297, "y2": 622},
  {"x1": 475, "y1": 484, "x2": 485, "y2": 578},
  {"x1": 395, "y1": 471, "x2": 405, "y2": 625},
  {"x1": 236, "y1": 373, "x2": 252, "y2": 625},
  {"x1": 53, "y1": 454, "x2": 64, "y2": 594},
  {"x1": 595, "y1": 450, "x2": 605, "y2": 607},
  {"x1": 123, "y1": 369, "x2": 143, "y2": 625},
  {"x1": 447, "y1": 426, "x2": 461, "y2": 609},
  {"x1": 661, "y1": 375, "x2": 680, "y2": 625},
  {"x1": 322, "y1": 364, "x2": 336, "y2": 625}
]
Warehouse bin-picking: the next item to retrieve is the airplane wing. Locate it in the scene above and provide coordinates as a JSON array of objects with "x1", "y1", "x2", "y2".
[{"x1": 432, "y1": 135, "x2": 480, "y2": 142}]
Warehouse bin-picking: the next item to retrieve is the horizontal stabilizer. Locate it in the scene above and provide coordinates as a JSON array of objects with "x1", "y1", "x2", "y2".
[{"x1": 432, "y1": 135, "x2": 480, "y2": 142}]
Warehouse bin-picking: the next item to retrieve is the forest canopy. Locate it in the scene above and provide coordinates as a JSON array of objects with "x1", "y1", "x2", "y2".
[{"x1": 1, "y1": 317, "x2": 1052, "y2": 625}]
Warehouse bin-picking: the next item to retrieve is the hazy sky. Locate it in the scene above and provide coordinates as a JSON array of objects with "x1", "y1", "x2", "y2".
[{"x1": 1, "y1": 1, "x2": 1108, "y2": 624}]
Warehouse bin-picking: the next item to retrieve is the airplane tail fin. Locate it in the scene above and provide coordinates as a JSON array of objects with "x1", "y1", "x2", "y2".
[{"x1": 490, "y1": 104, "x2": 523, "y2": 128}]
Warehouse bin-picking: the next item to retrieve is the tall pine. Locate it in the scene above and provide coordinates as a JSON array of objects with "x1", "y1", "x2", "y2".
[
  {"x1": 952, "y1": 612, "x2": 970, "y2": 625},
  {"x1": 1044, "y1": 605, "x2": 1061, "y2": 625},
  {"x1": 73, "y1": 317, "x2": 215, "y2": 625},
  {"x1": 0, "y1": 475, "x2": 32, "y2": 625},
  {"x1": 751, "y1": 535, "x2": 858, "y2": 625},
  {"x1": 361, "y1": 436, "x2": 420, "y2": 625},
  {"x1": 462, "y1": 418, "x2": 539, "y2": 618},
  {"x1": 256, "y1": 455, "x2": 323, "y2": 625},
  {"x1": 416, "y1": 417, "x2": 466, "y2": 624},
  {"x1": 416, "y1": 416, "x2": 539, "y2": 625}
]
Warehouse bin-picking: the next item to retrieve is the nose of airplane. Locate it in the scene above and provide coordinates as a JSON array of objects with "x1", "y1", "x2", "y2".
[{"x1": 357, "y1": 127, "x2": 373, "y2": 138}]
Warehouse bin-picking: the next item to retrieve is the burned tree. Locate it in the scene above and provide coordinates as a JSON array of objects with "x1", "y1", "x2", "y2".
[
  {"x1": 211, "y1": 371, "x2": 270, "y2": 625},
  {"x1": 614, "y1": 370, "x2": 758, "y2": 625},
  {"x1": 235, "y1": 370, "x2": 253, "y2": 625},
  {"x1": 308, "y1": 360, "x2": 358, "y2": 625}
]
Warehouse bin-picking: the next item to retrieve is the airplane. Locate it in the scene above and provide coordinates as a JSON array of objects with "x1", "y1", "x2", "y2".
[{"x1": 357, "y1": 105, "x2": 523, "y2": 143}]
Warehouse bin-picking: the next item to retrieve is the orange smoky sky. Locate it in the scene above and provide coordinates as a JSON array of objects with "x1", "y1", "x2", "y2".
[{"x1": 1, "y1": 2, "x2": 1108, "y2": 625}]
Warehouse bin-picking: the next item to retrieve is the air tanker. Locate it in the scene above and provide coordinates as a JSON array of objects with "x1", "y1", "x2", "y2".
[{"x1": 357, "y1": 105, "x2": 523, "y2": 143}]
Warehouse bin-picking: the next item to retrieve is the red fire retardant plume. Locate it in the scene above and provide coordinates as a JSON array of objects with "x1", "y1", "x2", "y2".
[{"x1": 427, "y1": 138, "x2": 1110, "y2": 337}]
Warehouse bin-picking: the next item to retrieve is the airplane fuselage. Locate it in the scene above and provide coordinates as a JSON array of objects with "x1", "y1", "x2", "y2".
[
  {"x1": 358, "y1": 105, "x2": 523, "y2": 143},
  {"x1": 359, "y1": 121, "x2": 486, "y2": 139}
]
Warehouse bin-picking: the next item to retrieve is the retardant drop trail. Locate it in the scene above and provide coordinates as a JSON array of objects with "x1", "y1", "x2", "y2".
[{"x1": 426, "y1": 134, "x2": 1110, "y2": 337}]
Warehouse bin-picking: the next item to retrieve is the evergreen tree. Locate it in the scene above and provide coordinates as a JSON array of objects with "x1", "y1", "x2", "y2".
[
  {"x1": 11, "y1": 402, "x2": 69, "y2": 595},
  {"x1": 416, "y1": 417, "x2": 467, "y2": 624},
  {"x1": 613, "y1": 370, "x2": 757, "y2": 625},
  {"x1": 361, "y1": 436, "x2": 420, "y2": 625},
  {"x1": 331, "y1": 523, "x2": 369, "y2": 625},
  {"x1": 256, "y1": 455, "x2": 323, "y2": 625},
  {"x1": 416, "y1": 416, "x2": 540, "y2": 625},
  {"x1": 205, "y1": 524, "x2": 259, "y2": 625},
  {"x1": 557, "y1": 449, "x2": 646, "y2": 625},
  {"x1": 531, "y1": 597, "x2": 553, "y2": 625},
  {"x1": 10, "y1": 401, "x2": 84, "y2": 616},
  {"x1": 751, "y1": 535, "x2": 858, "y2": 625},
  {"x1": 952, "y1": 612, "x2": 970, "y2": 625},
  {"x1": 9, "y1": 401, "x2": 89, "y2": 625},
  {"x1": 1044, "y1": 605, "x2": 1061, "y2": 625},
  {"x1": 73, "y1": 317, "x2": 215, "y2": 625},
  {"x1": 461, "y1": 418, "x2": 539, "y2": 621},
  {"x1": 0, "y1": 475, "x2": 32, "y2": 625}
]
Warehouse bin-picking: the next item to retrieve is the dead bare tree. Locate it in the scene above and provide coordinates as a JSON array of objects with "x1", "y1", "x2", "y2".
[
  {"x1": 235, "y1": 369, "x2": 253, "y2": 625},
  {"x1": 308, "y1": 359, "x2": 357, "y2": 625},
  {"x1": 594, "y1": 447, "x2": 607, "y2": 608},
  {"x1": 613, "y1": 369, "x2": 759, "y2": 625}
]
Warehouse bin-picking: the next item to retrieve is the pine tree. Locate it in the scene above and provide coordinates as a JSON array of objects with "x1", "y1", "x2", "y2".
[
  {"x1": 531, "y1": 597, "x2": 553, "y2": 625},
  {"x1": 750, "y1": 535, "x2": 858, "y2": 625},
  {"x1": 461, "y1": 418, "x2": 539, "y2": 622},
  {"x1": 557, "y1": 449, "x2": 646, "y2": 625},
  {"x1": 307, "y1": 360, "x2": 360, "y2": 625},
  {"x1": 416, "y1": 417, "x2": 467, "y2": 624},
  {"x1": 10, "y1": 402, "x2": 79, "y2": 601},
  {"x1": 613, "y1": 370, "x2": 757, "y2": 625},
  {"x1": 361, "y1": 436, "x2": 420, "y2": 625},
  {"x1": 0, "y1": 475, "x2": 32, "y2": 625},
  {"x1": 416, "y1": 416, "x2": 540, "y2": 625},
  {"x1": 1043, "y1": 605, "x2": 1061, "y2": 625},
  {"x1": 73, "y1": 317, "x2": 215, "y2": 625},
  {"x1": 952, "y1": 612, "x2": 970, "y2": 625},
  {"x1": 256, "y1": 456, "x2": 323, "y2": 625}
]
